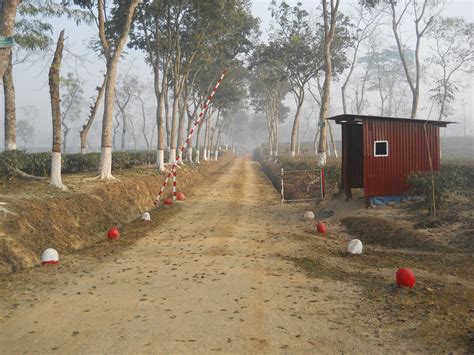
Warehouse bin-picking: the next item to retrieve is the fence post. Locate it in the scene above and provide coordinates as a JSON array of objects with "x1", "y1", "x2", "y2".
[{"x1": 281, "y1": 168, "x2": 285, "y2": 204}]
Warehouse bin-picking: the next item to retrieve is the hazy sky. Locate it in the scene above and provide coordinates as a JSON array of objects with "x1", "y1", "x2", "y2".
[{"x1": 1, "y1": 0, "x2": 473, "y2": 151}]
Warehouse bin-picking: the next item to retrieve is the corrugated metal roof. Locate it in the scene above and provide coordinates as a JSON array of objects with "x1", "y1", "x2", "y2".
[{"x1": 329, "y1": 114, "x2": 455, "y2": 127}]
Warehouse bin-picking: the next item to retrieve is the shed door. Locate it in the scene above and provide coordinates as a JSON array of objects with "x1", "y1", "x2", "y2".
[{"x1": 342, "y1": 123, "x2": 363, "y2": 194}]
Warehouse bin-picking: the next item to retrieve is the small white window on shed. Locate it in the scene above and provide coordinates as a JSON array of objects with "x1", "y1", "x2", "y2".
[{"x1": 374, "y1": 140, "x2": 388, "y2": 157}]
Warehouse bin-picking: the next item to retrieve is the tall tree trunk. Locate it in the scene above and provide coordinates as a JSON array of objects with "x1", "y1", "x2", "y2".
[
  {"x1": 195, "y1": 115, "x2": 205, "y2": 163},
  {"x1": 62, "y1": 122, "x2": 70, "y2": 153},
  {"x1": 0, "y1": 0, "x2": 19, "y2": 80},
  {"x1": 120, "y1": 109, "x2": 127, "y2": 152},
  {"x1": 99, "y1": 60, "x2": 120, "y2": 177},
  {"x1": 274, "y1": 116, "x2": 279, "y2": 159},
  {"x1": 176, "y1": 93, "x2": 186, "y2": 164},
  {"x1": 168, "y1": 86, "x2": 180, "y2": 164},
  {"x1": 203, "y1": 118, "x2": 209, "y2": 160},
  {"x1": 129, "y1": 117, "x2": 137, "y2": 150},
  {"x1": 49, "y1": 30, "x2": 67, "y2": 190},
  {"x1": 318, "y1": 72, "x2": 332, "y2": 166},
  {"x1": 113, "y1": 112, "x2": 120, "y2": 150},
  {"x1": 185, "y1": 102, "x2": 196, "y2": 164},
  {"x1": 164, "y1": 84, "x2": 170, "y2": 150},
  {"x1": 154, "y1": 61, "x2": 167, "y2": 170},
  {"x1": 137, "y1": 97, "x2": 150, "y2": 150},
  {"x1": 98, "y1": 0, "x2": 139, "y2": 180},
  {"x1": 318, "y1": 0, "x2": 340, "y2": 167},
  {"x1": 3, "y1": 52, "x2": 16, "y2": 150},
  {"x1": 80, "y1": 74, "x2": 106, "y2": 154},
  {"x1": 328, "y1": 120, "x2": 338, "y2": 158},
  {"x1": 290, "y1": 89, "x2": 304, "y2": 157}
]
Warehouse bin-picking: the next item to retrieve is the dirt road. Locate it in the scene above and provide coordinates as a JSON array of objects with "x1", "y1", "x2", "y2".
[{"x1": 0, "y1": 158, "x2": 437, "y2": 353}]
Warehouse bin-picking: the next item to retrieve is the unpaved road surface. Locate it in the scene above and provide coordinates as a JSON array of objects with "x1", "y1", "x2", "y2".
[{"x1": 0, "y1": 158, "x2": 440, "y2": 353}]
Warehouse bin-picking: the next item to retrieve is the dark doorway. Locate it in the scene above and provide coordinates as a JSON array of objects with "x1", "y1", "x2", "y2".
[{"x1": 342, "y1": 123, "x2": 363, "y2": 198}]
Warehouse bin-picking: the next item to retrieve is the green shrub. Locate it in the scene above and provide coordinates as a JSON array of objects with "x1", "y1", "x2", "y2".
[
  {"x1": 63, "y1": 153, "x2": 101, "y2": 174},
  {"x1": 127, "y1": 151, "x2": 156, "y2": 166},
  {"x1": 0, "y1": 150, "x2": 27, "y2": 179},
  {"x1": 23, "y1": 152, "x2": 52, "y2": 176},
  {"x1": 408, "y1": 164, "x2": 470, "y2": 210},
  {"x1": 0, "y1": 150, "x2": 163, "y2": 179}
]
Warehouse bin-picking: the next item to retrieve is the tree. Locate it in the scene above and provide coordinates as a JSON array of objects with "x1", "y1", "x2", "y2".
[
  {"x1": 390, "y1": 0, "x2": 443, "y2": 118},
  {"x1": 360, "y1": 40, "x2": 414, "y2": 117},
  {"x1": 360, "y1": 0, "x2": 444, "y2": 118},
  {"x1": 4, "y1": 2, "x2": 51, "y2": 151},
  {"x1": 4, "y1": 1, "x2": 90, "y2": 151},
  {"x1": 60, "y1": 72, "x2": 84, "y2": 153},
  {"x1": 80, "y1": 74, "x2": 106, "y2": 153},
  {"x1": 340, "y1": 3, "x2": 380, "y2": 114},
  {"x1": 129, "y1": 0, "x2": 172, "y2": 170},
  {"x1": 129, "y1": 0, "x2": 258, "y2": 167},
  {"x1": 114, "y1": 73, "x2": 140, "y2": 152},
  {"x1": 428, "y1": 17, "x2": 474, "y2": 121},
  {"x1": 209, "y1": 63, "x2": 248, "y2": 160},
  {"x1": 49, "y1": 30, "x2": 67, "y2": 190},
  {"x1": 249, "y1": 58, "x2": 289, "y2": 160},
  {"x1": 134, "y1": 91, "x2": 155, "y2": 151},
  {"x1": 268, "y1": 1, "x2": 323, "y2": 158},
  {"x1": 73, "y1": 0, "x2": 140, "y2": 179},
  {"x1": 16, "y1": 118, "x2": 35, "y2": 148}
]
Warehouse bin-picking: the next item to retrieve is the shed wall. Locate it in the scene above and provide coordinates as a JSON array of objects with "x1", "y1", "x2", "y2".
[{"x1": 363, "y1": 119, "x2": 440, "y2": 197}]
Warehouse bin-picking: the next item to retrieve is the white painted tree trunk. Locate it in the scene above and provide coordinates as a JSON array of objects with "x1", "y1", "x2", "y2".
[
  {"x1": 4, "y1": 53, "x2": 16, "y2": 151},
  {"x1": 203, "y1": 149, "x2": 208, "y2": 161},
  {"x1": 214, "y1": 150, "x2": 218, "y2": 160},
  {"x1": 97, "y1": 0, "x2": 139, "y2": 180},
  {"x1": 49, "y1": 152, "x2": 67, "y2": 190},
  {"x1": 49, "y1": 30, "x2": 67, "y2": 190},
  {"x1": 156, "y1": 149, "x2": 165, "y2": 171},
  {"x1": 99, "y1": 147, "x2": 113, "y2": 179},
  {"x1": 187, "y1": 147, "x2": 193, "y2": 163},
  {"x1": 169, "y1": 148, "x2": 177, "y2": 165},
  {"x1": 195, "y1": 149, "x2": 200, "y2": 163},
  {"x1": 318, "y1": 152, "x2": 327, "y2": 167}
]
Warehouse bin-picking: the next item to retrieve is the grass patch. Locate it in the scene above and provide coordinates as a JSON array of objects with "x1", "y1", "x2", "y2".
[
  {"x1": 341, "y1": 216, "x2": 443, "y2": 252},
  {"x1": 289, "y1": 256, "x2": 387, "y2": 293}
]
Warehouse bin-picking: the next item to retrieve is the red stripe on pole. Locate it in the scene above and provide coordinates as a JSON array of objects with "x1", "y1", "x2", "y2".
[{"x1": 154, "y1": 69, "x2": 228, "y2": 204}]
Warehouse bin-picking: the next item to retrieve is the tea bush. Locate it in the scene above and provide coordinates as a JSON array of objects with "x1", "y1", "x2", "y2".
[{"x1": 0, "y1": 150, "x2": 160, "y2": 179}]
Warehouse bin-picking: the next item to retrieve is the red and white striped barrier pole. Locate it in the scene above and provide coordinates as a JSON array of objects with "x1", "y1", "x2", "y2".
[
  {"x1": 172, "y1": 169, "x2": 177, "y2": 201},
  {"x1": 154, "y1": 69, "x2": 228, "y2": 205}
]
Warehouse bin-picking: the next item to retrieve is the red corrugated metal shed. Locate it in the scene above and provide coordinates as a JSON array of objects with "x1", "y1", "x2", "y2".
[{"x1": 329, "y1": 114, "x2": 454, "y2": 200}]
